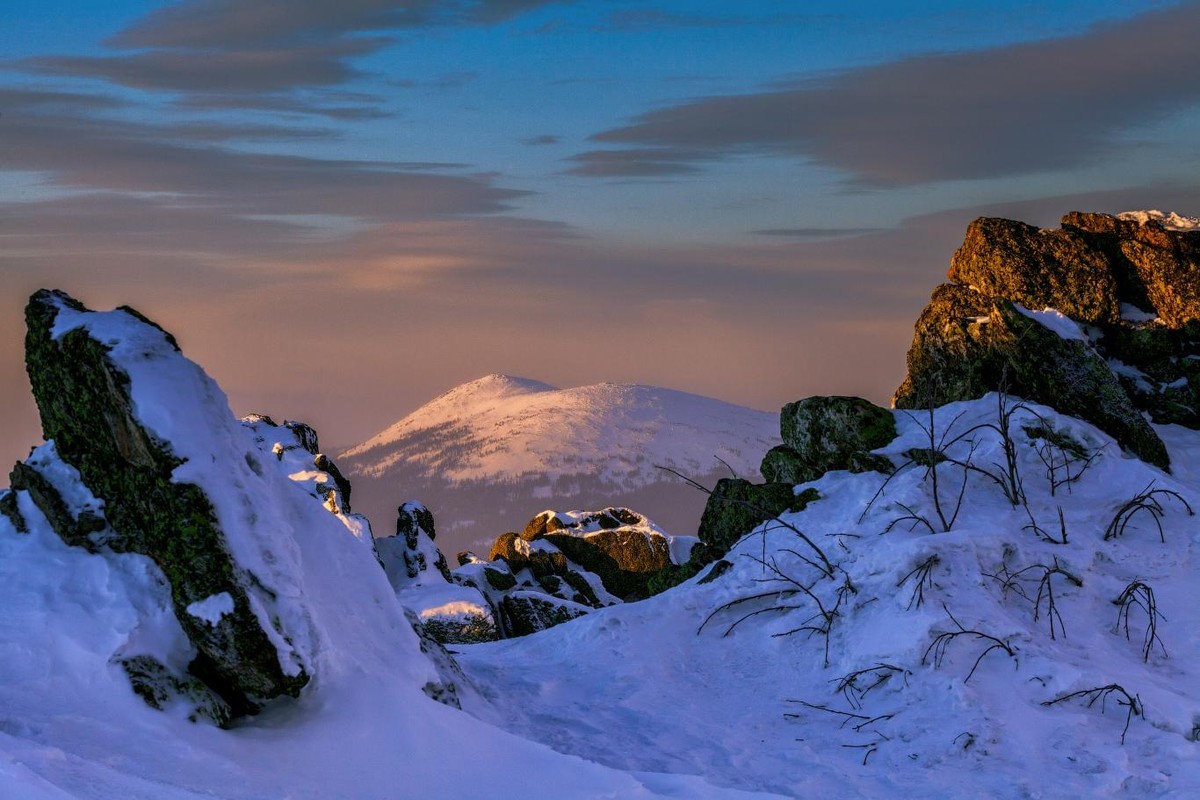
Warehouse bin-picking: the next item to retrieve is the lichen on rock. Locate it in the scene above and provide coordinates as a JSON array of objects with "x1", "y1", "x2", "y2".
[{"x1": 22, "y1": 289, "x2": 309, "y2": 719}]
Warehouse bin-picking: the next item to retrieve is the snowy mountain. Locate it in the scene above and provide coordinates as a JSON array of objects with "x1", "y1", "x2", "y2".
[{"x1": 339, "y1": 374, "x2": 779, "y2": 555}]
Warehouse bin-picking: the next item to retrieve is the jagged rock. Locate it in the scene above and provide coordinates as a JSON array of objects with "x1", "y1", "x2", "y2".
[
  {"x1": 896, "y1": 212, "x2": 1200, "y2": 468},
  {"x1": 947, "y1": 217, "x2": 1120, "y2": 324},
  {"x1": 313, "y1": 454, "x2": 352, "y2": 513},
  {"x1": 1061, "y1": 211, "x2": 1200, "y2": 327},
  {"x1": 498, "y1": 591, "x2": 588, "y2": 637},
  {"x1": 696, "y1": 479, "x2": 819, "y2": 556},
  {"x1": 23, "y1": 289, "x2": 309, "y2": 718},
  {"x1": 774, "y1": 396, "x2": 896, "y2": 482},
  {"x1": 377, "y1": 501, "x2": 453, "y2": 588},
  {"x1": 284, "y1": 421, "x2": 320, "y2": 455},
  {"x1": 0, "y1": 489, "x2": 26, "y2": 533},
  {"x1": 894, "y1": 283, "x2": 998, "y2": 407},
  {"x1": 8, "y1": 459, "x2": 105, "y2": 548}
]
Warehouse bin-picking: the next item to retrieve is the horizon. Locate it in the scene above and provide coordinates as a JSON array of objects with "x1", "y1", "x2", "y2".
[{"x1": 3, "y1": 0, "x2": 1200, "y2": 470}]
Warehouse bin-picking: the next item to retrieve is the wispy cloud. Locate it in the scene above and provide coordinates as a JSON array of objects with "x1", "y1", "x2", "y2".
[
  {"x1": 20, "y1": 0, "x2": 569, "y2": 115},
  {"x1": 579, "y1": 3, "x2": 1200, "y2": 185}
]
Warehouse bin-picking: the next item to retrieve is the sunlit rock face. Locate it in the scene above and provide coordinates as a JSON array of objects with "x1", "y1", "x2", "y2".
[{"x1": 895, "y1": 211, "x2": 1200, "y2": 470}]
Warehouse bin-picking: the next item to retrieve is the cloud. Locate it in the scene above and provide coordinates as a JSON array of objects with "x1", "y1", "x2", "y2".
[
  {"x1": 521, "y1": 134, "x2": 561, "y2": 146},
  {"x1": 597, "y1": 9, "x2": 816, "y2": 33},
  {"x1": 0, "y1": 87, "x2": 524, "y2": 223},
  {"x1": 563, "y1": 148, "x2": 706, "y2": 177},
  {"x1": 111, "y1": 0, "x2": 565, "y2": 50},
  {"x1": 580, "y1": 3, "x2": 1200, "y2": 185},
  {"x1": 20, "y1": 0, "x2": 568, "y2": 113}
]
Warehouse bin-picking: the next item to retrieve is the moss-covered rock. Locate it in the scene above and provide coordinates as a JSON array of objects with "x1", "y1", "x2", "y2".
[
  {"x1": 696, "y1": 479, "x2": 818, "y2": 556},
  {"x1": 759, "y1": 445, "x2": 813, "y2": 484},
  {"x1": 990, "y1": 302, "x2": 1168, "y2": 469},
  {"x1": 23, "y1": 290, "x2": 308, "y2": 717},
  {"x1": 893, "y1": 283, "x2": 1002, "y2": 409}
]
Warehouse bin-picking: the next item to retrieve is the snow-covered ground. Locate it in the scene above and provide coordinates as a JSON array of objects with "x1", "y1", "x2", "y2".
[{"x1": 458, "y1": 397, "x2": 1200, "y2": 798}]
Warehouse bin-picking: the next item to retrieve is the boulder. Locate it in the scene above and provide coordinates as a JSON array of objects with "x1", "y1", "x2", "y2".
[
  {"x1": 776, "y1": 396, "x2": 897, "y2": 481},
  {"x1": 498, "y1": 592, "x2": 589, "y2": 637},
  {"x1": 696, "y1": 479, "x2": 819, "y2": 556},
  {"x1": 520, "y1": 507, "x2": 680, "y2": 600},
  {"x1": 22, "y1": 290, "x2": 309, "y2": 718}
]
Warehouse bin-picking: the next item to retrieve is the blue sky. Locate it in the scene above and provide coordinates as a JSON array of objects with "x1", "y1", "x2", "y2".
[{"x1": 1, "y1": 0, "x2": 1198, "y2": 463}]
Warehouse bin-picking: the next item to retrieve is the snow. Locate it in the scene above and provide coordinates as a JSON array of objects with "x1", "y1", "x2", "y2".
[
  {"x1": 1117, "y1": 210, "x2": 1200, "y2": 232},
  {"x1": 457, "y1": 396, "x2": 1200, "y2": 798},
  {"x1": 1014, "y1": 304, "x2": 1088, "y2": 341},
  {"x1": 186, "y1": 593, "x2": 234, "y2": 626},
  {"x1": 1119, "y1": 303, "x2": 1159, "y2": 324}
]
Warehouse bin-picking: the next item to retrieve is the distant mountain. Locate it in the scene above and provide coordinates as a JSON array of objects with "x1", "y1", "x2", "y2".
[{"x1": 338, "y1": 374, "x2": 780, "y2": 558}]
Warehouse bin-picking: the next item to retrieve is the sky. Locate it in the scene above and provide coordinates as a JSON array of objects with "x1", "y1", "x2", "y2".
[{"x1": 2, "y1": 0, "x2": 1199, "y2": 469}]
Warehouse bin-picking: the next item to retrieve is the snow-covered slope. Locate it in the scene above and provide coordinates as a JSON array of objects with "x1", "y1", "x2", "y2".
[
  {"x1": 340, "y1": 374, "x2": 780, "y2": 555},
  {"x1": 0, "y1": 298, "x2": 781, "y2": 800},
  {"x1": 458, "y1": 396, "x2": 1200, "y2": 798}
]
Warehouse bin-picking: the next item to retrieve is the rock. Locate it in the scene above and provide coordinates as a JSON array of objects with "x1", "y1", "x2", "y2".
[
  {"x1": 118, "y1": 655, "x2": 231, "y2": 727},
  {"x1": 22, "y1": 290, "x2": 309, "y2": 718},
  {"x1": 895, "y1": 212, "x2": 1200, "y2": 467},
  {"x1": 948, "y1": 217, "x2": 1120, "y2": 324},
  {"x1": 541, "y1": 526, "x2": 670, "y2": 600},
  {"x1": 487, "y1": 531, "x2": 570, "y2": 578},
  {"x1": 284, "y1": 421, "x2": 320, "y2": 455},
  {"x1": 377, "y1": 501, "x2": 453, "y2": 589},
  {"x1": 312, "y1": 454, "x2": 352, "y2": 513},
  {"x1": 759, "y1": 445, "x2": 809, "y2": 484},
  {"x1": 776, "y1": 396, "x2": 897, "y2": 481},
  {"x1": 520, "y1": 507, "x2": 680, "y2": 600},
  {"x1": 988, "y1": 302, "x2": 1169, "y2": 470},
  {"x1": 498, "y1": 592, "x2": 588, "y2": 637},
  {"x1": 0, "y1": 489, "x2": 26, "y2": 533},
  {"x1": 894, "y1": 283, "x2": 1004, "y2": 409},
  {"x1": 696, "y1": 479, "x2": 819, "y2": 556}
]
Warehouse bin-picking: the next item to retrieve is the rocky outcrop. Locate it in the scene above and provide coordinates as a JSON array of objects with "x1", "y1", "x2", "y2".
[
  {"x1": 377, "y1": 503, "x2": 498, "y2": 645},
  {"x1": 378, "y1": 501, "x2": 452, "y2": 587},
  {"x1": 763, "y1": 396, "x2": 896, "y2": 483},
  {"x1": 521, "y1": 508, "x2": 682, "y2": 600},
  {"x1": 21, "y1": 290, "x2": 310, "y2": 720},
  {"x1": 896, "y1": 211, "x2": 1200, "y2": 470}
]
